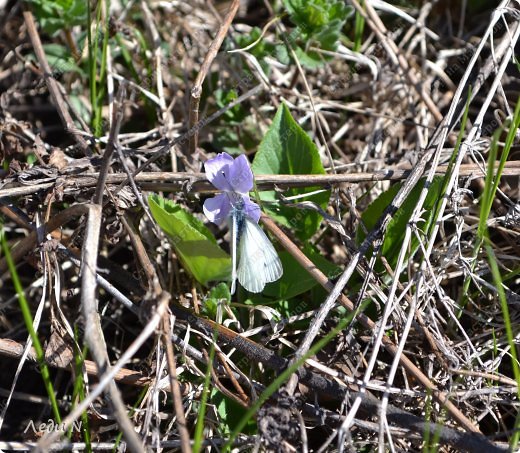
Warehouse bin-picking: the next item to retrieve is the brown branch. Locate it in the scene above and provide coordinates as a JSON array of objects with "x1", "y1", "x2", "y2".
[{"x1": 188, "y1": 0, "x2": 241, "y2": 157}]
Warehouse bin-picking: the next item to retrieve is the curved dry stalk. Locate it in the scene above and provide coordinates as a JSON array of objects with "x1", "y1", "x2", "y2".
[
  {"x1": 74, "y1": 89, "x2": 145, "y2": 452},
  {"x1": 78, "y1": 204, "x2": 145, "y2": 453}
]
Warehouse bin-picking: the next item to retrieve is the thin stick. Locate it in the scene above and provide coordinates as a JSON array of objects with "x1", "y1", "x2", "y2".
[
  {"x1": 2, "y1": 161, "x2": 518, "y2": 200},
  {"x1": 93, "y1": 84, "x2": 126, "y2": 204},
  {"x1": 0, "y1": 337, "x2": 170, "y2": 389},
  {"x1": 188, "y1": 0, "x2": 241, "y2": 156}
]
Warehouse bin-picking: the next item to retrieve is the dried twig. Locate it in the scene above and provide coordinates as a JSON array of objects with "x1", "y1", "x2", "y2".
[
  {"x1": 162, "y1": 315, "x2": 192, "y2": 453},
  {"x1": 2, "y1": 161, "x2": 518, "y2": 200},
  {"x1": 188, "y1": 0, "x2": 241, "y2": 157},
  {"x1": 0, "y1": 337, "x2": 172, "y2": 390}
]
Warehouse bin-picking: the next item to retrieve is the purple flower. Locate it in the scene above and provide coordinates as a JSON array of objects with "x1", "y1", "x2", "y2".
[{"x1": 203, "y1": 152, "x2": 261, "y2": 226}]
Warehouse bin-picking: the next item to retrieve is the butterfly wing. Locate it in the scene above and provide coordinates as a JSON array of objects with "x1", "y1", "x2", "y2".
[{"x1": 237, "y1": 217, "x2": 283, "y2": 293}]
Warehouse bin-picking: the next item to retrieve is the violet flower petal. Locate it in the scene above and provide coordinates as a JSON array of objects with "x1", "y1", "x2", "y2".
[
  {"x1": 204, "y1": 153, "x2": 234, "y2": 191},
  {"x1": 226, "y1": 154, "x2": 254, "y2": 194},
  {"x1": 243, "y1": 197, "x2": 261, "y2": 223},
  {"x1": 203, "y1": 193, "x2": 232, "y2": 226}
]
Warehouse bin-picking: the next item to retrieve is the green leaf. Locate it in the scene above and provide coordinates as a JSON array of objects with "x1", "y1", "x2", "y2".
[
  {"x1": 263, "y1": 243, "x2": 341, "y2": 299},
  {"x1": 149, "y1": 195, "x2": 231, "y2": 286},
  {"x1": 214, "y1": 89, "x2": 248, "y2": 125},
  {"x1": 356, "y1": 177, "x2": 444, "y2": 269},
  {"x1": 252, "y1": 103, "x2": 330, "y2": 239},
  {"x1": 41, "y1": 44, "x2": 82, "y2": 75}
]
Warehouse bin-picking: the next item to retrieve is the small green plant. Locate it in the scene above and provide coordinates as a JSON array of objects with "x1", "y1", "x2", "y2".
[
  {"x1": 281, "y1": 0, "x2": 352, "y2": 67},
  {"x1": 27, "y1": 0, "x2": 87, "y2": 35},
  {"x1": 203, "y1": 283, "x2": 231, "y2": 320},
  {"x1": 211, "y1": 89, "x2": 259, "y2": 155}
]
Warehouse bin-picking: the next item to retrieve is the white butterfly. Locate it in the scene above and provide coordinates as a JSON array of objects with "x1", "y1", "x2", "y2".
[{"x1": 230, "y1": 208, "x2": 283, "y2": 294}]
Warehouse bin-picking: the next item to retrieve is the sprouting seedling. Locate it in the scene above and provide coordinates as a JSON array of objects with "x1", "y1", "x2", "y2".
[{"x1": 203, "y1": 152, "x2": 283, "y2": 294}]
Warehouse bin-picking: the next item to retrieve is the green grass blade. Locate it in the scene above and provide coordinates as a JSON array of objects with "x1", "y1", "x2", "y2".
[
  {"x1": 353, "y1": 1, "x2": 365, "y2": 52},
  {"x1": 193, "y1": 330, "x2": 218, "y2": 452},
  {"x1": 0, "y1": 229, "x2": 62, "y2": 423},
  {"x1": 460, "y1": 94, "x2": 520, "y2": 312},
  {"x1": 485, "y1": 241, "x2": 520, "y2": 449}
]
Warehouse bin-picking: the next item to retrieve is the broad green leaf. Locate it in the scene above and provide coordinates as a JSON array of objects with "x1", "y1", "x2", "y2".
[
  {"x1": 356, "y1": 177, "x2": 444, "y2": 268},
  {"x1": 149, "y1": 195, "x2": 231, "y2": 286},
  {"x1": 252, "y1": 103, "x2": 330, "y2": 239},
  {"x1": 263, "y1": 243, "x2": 341, "y2": 299}
]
